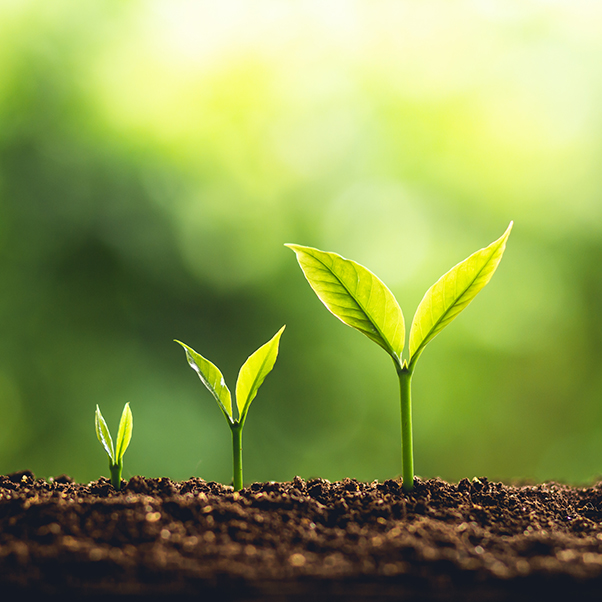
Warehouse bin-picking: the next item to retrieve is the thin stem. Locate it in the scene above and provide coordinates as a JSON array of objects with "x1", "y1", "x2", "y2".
[
  {"x1": 231, "y1": 424, "x2": 243, "y2": 491},
  {"x1": 395, "y1": 361, "x2": 414, "y2": 492},
  {"x1": 110, "y1": 460, "x2": 122, "y2": 490}
]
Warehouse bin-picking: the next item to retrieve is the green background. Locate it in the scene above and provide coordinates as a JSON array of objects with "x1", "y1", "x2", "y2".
[{"x1": 1, "y1": 0, "x2": 601, "y2": 486}]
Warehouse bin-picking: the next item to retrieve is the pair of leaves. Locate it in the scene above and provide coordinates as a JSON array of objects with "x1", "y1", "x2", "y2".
[
  {"x1": 176, "y1": 326, "x2": 285, "y2": 426},
  {"x1": 287, "y1": 222, "x2": 512, "y2": 369},
  {"x1": 95, "y1": 402, "x2": 133, "y2": 466}
]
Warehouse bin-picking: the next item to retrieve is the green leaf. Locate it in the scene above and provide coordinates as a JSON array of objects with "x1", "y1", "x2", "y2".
[
  {"x1": 409, "y1": 222, "x2": 513, "y2": 366},
  {"x1": 286, "y1": 245, "x2": 404, "y2": 360},
  {"x1": 235, "y1": 326, "x2": 285, "y2": 422},
  {"x1": 115, "y1": 402, "x2": 133, "y2": 462},
  {"x1": 175, "y1": 340, "x2": 233, "y2": 422},
  {"x1": 95, "y1": 405, "x2": 115, "y2": 463}
]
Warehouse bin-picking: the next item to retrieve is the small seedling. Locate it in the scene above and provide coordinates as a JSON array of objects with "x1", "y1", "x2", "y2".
[
  {"x1": 176, "y1": 326, "x2": 285, "y2": 491},
  {"x1": 95, "y1": 402, "x2": 133, "y2": 490},
  {"x1": 287, "y1": 223, "x2": 512, "y2": 492}
]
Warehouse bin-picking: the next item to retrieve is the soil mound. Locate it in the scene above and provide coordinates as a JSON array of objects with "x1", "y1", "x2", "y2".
[{"x1": 2, "y1": 471, "x2": 602, "y2": 600}]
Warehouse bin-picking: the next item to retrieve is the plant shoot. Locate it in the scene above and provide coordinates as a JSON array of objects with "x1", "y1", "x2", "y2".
[
  {"x1": 95, "y1": 402, "x2": 133, "y2": 490},
  {"x1": 287, "y1": 223, "x2": 512, "y2": 492},
  {"x1": 176, "y1": 326, "x2": 285, "y2": 491}
]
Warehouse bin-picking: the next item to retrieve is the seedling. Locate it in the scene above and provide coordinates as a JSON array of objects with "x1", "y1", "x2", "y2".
[
  {"x1": 95, "y1": 402, "x2": 133, "y2": 490},
  {"x1": 176, "y1": 326, "x2": 285, "y2": 491},
  {"x1": 287, "y1": 223, "x2": 512, "y2": 492}
]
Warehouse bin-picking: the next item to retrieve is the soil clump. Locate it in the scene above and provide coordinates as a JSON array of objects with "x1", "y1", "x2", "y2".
[{"x1": 2, "y1": 471, "x2": 602, "y2": 600}]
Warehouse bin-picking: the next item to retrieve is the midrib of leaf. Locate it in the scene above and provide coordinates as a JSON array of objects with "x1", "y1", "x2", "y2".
[
  {"x1": 421, "y1": 260, "x2": 487, "y2": 345},
  {"x1": 115, "y1": 403, "x2": 133, "y2": 461},
  {"x1": 236, "y1": 326, "x2": 284, "y2": 421},
  {"x1": 95, "y1": 406, "x2": 115, "y2": 464},
  {"x1": 409, "y1": 235, "x2": 507, "y2": 366},
  {"x1": 312, "y1": 253, "x2": 398, "y2": 359},
  {"x1": 238, "y1": 351, "x2": 270, "y2": 418},
  {"x1": 175, "y1": 341, "x2": 233, "y2": 423}
]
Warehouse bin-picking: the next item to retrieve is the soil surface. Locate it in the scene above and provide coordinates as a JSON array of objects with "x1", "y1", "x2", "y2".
[{"x1": 2, "y1": 472, "x2": 602, "y2": 600}]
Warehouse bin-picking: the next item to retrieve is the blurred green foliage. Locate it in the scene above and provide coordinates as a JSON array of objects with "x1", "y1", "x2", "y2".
[{"x1": 1, "y1": 0, "x2": 602, "y2": 485}]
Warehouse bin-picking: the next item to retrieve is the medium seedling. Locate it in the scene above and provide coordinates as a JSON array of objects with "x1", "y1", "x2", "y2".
[
  {"x1": 95, "y1": 402, "x2": 133, "y2": 490},
  {"x1": 287, "y1": 223, "x2": 512, "y2": 492},
  {"x1": 176, "y1": 326, "x2": 285, "y2": 491}
]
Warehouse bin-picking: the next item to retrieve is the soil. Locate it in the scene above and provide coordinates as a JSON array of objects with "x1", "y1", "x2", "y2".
[{"x1": 2, "y1": 472, "x2": 602, "y2": 601}]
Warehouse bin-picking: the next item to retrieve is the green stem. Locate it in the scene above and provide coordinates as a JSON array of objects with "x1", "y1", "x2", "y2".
[
  {"x1": 395, "y1": 362, "x2": 414, "y2": 492},
  {"x1": 231, "y1": 424, "x2": 243, "y2": 491},
  {"x1": 109, "y1": 460, "x2": 122, "y2": 490}
]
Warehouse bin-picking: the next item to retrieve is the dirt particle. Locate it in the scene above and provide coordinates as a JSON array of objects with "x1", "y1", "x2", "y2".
[
  {"x1": 557, "y1": 549, "x2": 578, "y2": 562},
  {"x1": 515, "y1": 559, "x2": 530, "y2": 574},
  {"x1": 11, "y1": 541, "x2": 28, "y2": 564},
  {"x1": 61, "y1": 536, "x2": 77, "y2": 549},
  {"x1": 583, "y1": 553, "x2": 602, "y2": 564},
  {"x1": 183, "y1": 536, "x2": 198, "y2": 550},
  {"x1": 490, "y1": 561, "x2": 511, "y2": 578},
  {"x1": 382, "y1": 562, "x2": 401, "y2": 576}
]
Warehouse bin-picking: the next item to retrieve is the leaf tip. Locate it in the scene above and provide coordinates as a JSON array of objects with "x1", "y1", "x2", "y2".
[
  {"x1": 496, "y1": 221, "x2": 513, "y2": 249},
  {"x1": 285, "y1": 243, "x2": 318, "y2": 255},
  {"x1": 284, "y1": 243, "x2": 303, "y2": 255},
  {"x1": 270, "y1": 325, "x2": 286, "y2": 349},
  {"x1": 174, "y1": 340, "x2": 193, "y2": 359}
]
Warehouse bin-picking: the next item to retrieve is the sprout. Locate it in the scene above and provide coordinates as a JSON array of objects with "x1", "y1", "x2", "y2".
[
  {"x1": 287, "y1": 222, "x2": 512, "y2": 492},
  {"x1": 95, "y1": 402, "x2": 133, "y2": 490},
  {"x1": 176, "y1": 326, "x2": 285, "y2": 491}
]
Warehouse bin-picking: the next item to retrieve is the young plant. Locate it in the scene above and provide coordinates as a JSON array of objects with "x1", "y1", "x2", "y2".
[
  {"x1": 286, "y1": 222, "x2": 512, "y2": 492},
  {"x1": 95, "y1": 402, "x2": 133, "y2": 491},
  {"x1": 175, "y1": 326, "x2": 285, "y2": 491}
]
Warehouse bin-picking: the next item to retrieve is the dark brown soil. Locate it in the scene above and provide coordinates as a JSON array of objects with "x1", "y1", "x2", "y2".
[{"x1": 2, "y1": 471, "x2": 602, "y2": 600}]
